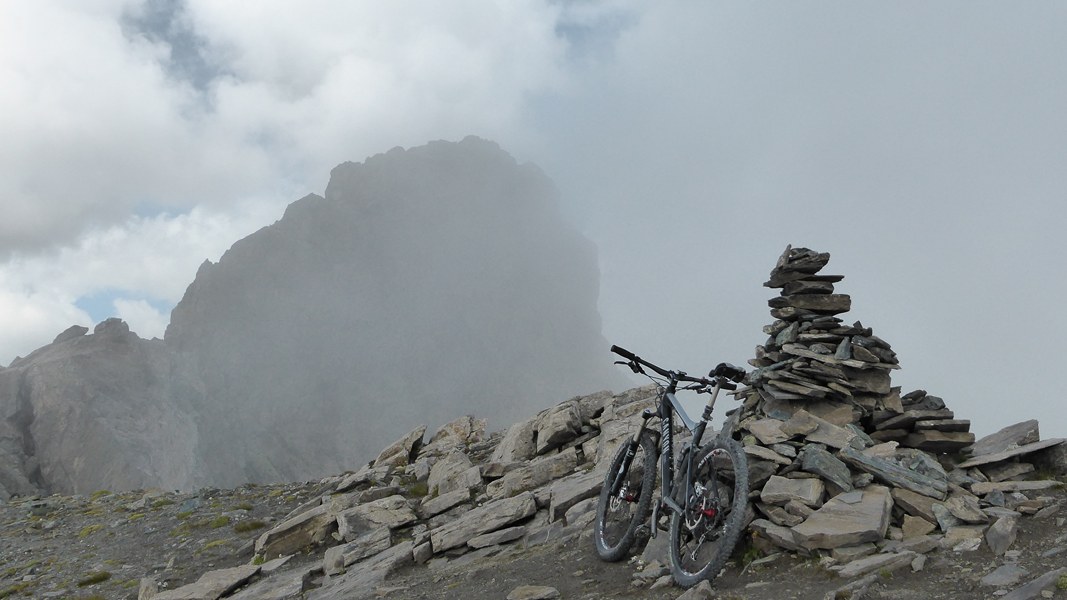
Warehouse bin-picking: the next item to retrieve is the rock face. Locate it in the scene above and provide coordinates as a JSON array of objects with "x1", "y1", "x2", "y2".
[
  {"x1": 164, "y1": 136, "x2": 620, "y2": 486},
  {"x1": 0, "y1": 319, "x2": 205, "y2": 497},
  {"x1": 0, "y1": 137, "x2": 622, "y2": 494}
]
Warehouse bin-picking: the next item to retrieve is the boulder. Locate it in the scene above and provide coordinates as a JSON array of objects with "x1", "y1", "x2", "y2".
[
  {"x1": 534, "y1": 400, "x2": 583, "y2": 454},
  {"x1": 980, "y1": 564, "x2": 1030, "y2": 588},
  {"x1": 323, "y1": 527, "x2": 392, "y2": 575},
  {"x1": 835, "y1": 550, "x2": 917, "y2": 579},
  {"x1": 839, "y1": 446, "x2": 948, "y2": 499},
  {"x1": 427, "y1": 451, "x2": 482, "y2": 496},
  {"x1": 791, "y1": 486, "x2": 893, "y2": 550},
  {"x1": 749, "y1": 518, "x2": 807, "y2": 553},
  {"x1": 153, "y1": 565, "x2": 260, "y2": 600},
  {"x1": 306, "y1": 541, "x2": 414, "y2": 600},
  {"x1": 546, "y1": 469, "x2": 602, "y2": 522},
  {"x1": 783, "y1": 410, "x2": 858, "y2": 449},
  {"x1": 799, "y1": 445, "x2": 853, "y2": 493},
  {"x1": 372, "y1": 425, "x2": 426, "y2": 468},
  {"x1": 999, "y1": 567, "x2": 1067, "y2": 600},
  {"x1": 336, "y1": 495, "x2": 417, "y2": 541},
  {"x1": 944, "y1": 494, "x2": 988, "y2": 524},
  {"x1": 746, "y1": 419, "x2": 791, "y2": 445},
  {"x1": 490, "y1": 419, "x2": 538, "y2": 464},
  {"x1": 957, "y1": 439, "x2": 1066, "y2": 469},
  {"x1": 419, "y1": 488, "x2": 471, "y2": 519},
  {"x1": 968, "y1": 420, "x2": 1040, "y2": 457},
  {"x1": 486, "y1": 449, "x2": 578, "y2": 500},
  {"x1": 760, "y1": 475, "x2": 825, "y2": 507},
  {"x1": 255, "y1": 504, "x2": 336, "y2": 558},
  {"x1": 429, "y1": 492, "x2": 537, "y2": 552},
  {"x1": 891, "y1": 488, "x2": 938, "y2": 523},
  {"x1": 227, "y1": 566, "x2": 307, "y2": 600},
  {"x1": 421, "y1": 416, "x2": 487, "y2": 456},
  {"x1": 468, "y1": 525, "x2": 527, "y2": 549},
  {"x1": 985, "y1": 515, "x2": 1019, "y2": 556},
  {"x1": 506, "y1": 586, "x2": 560, "y2": 600}
]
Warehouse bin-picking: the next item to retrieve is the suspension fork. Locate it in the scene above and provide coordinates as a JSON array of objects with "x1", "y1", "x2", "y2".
[{"x1": 609, "y1": 408, "x2": 656, "y2": 497}]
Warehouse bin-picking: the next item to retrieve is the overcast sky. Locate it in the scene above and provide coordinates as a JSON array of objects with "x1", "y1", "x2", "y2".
[{"x1": 2, "y1": 1, "x2": 1065, "y2": 439}]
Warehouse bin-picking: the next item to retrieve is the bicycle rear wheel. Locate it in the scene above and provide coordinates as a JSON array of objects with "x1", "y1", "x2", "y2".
[
  {"x1": 668, "y1": 436, "x2": 748, "y2": 587},
  {"x1": 593, "y1": 433, "x2": 657, "y2": 562}
]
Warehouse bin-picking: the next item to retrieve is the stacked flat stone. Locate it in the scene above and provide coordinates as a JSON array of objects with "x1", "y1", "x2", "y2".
[
  {"x1": 870, "y1": 389, "x2": 976, "y2": 452},
  {"x1": 729, "y1": 246, "x2": 1031, "y2": 557}
]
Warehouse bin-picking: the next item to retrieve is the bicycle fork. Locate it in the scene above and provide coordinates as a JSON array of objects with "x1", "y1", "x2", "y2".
[{"x1": 608, "y1": 408, "x2": 657, "y2": 503}]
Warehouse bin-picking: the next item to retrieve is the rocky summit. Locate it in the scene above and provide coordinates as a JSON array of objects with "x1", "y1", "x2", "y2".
[
  {"x1": 0, "y1": 137, "x2": 623, "y2": 498},
  {"x1": 2, "y1": 246, "x2": 1065, "y2": 600}
]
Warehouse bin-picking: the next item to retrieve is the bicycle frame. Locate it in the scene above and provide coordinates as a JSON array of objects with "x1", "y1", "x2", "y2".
[{"x1": 610, "y1": 372, "x2": 729, "y2": 533}]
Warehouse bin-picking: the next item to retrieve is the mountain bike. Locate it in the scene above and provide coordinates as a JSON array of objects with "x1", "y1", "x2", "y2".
[{"x1": 592, "y1": 345, "x2": 749, "y2": 587}]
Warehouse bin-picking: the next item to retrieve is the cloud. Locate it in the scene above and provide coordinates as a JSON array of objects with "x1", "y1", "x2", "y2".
[
  {"x1": 0, "y1": 1, "x2": 571, "y2": 255},
  {"x1": 0, "y1": 289, "x2": 91, "y2": 366},
  {"x1": 113, "y1": 297, "x2": 169, "y2": 340},
  {"x1": 0, "y1": 200, "x2": 286, "y2": 364}
]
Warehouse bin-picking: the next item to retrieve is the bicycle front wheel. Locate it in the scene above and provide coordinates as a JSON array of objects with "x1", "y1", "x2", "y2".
[
  {"x1": 592, "y1": 432, "x2": 657, "y2": 562},
  {"x1": 668, "y1": 436, "x2": 748, "y2": 587}
]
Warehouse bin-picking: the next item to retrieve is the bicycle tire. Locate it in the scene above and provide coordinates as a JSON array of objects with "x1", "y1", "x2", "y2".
[
  {"x1": 667, "y1": 435, "x2": 748, "y2": 587},
  {"x1": 592, "y1": 432, "x2": 657, "y2": 562}
]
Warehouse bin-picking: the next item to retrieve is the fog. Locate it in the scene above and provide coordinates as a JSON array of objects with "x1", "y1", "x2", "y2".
[{"x1": 2, "y1": 2, "x2": 1065, "y2": 443}]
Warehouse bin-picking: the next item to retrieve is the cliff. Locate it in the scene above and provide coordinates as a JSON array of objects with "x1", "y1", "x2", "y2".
[{"x1": 0, "y1": 137, "x2": 622, "y2": 495}]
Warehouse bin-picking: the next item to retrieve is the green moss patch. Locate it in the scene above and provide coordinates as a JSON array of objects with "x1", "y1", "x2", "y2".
[
  {"x1": 76, "y1": 571, "x2": 112, "y2": 587},
  {"x1": 78, "y1": 524, "x2": 104, "y2": 539},
  {"x1": 233, "y1": 520, "x2": 266, "y2": 533}
]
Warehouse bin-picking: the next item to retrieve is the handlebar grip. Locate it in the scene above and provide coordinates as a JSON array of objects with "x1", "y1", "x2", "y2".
[{"x1": 610, "y1": 345, "x2": 638, "y2": 362}]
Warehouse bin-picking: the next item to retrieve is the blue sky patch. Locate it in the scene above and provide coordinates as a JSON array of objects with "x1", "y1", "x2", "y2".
[{"x1": 74, "y1": 290, "x2": 174, "y2": 323}]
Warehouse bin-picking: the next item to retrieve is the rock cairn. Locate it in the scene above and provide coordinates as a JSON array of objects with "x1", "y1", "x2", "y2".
[
  {"x1": 743, "y1": 245, "x2": 972, "y2": 454},
  {"x1": 730, "y1": 246, "x2": 1065, "y2": 579}
]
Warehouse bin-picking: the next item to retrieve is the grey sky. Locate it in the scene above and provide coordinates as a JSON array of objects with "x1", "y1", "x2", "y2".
[{"x1": 1, "y1": 2, "x2": 1064, "y2": 439}]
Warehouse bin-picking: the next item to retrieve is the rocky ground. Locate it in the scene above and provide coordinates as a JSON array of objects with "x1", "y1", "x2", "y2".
[
  {"x1": 1, "y1": 480, "x2": 1064, "y2": 599},
  {"x1": 0, "y1": 481, "x2": 326, "y2": 599}
]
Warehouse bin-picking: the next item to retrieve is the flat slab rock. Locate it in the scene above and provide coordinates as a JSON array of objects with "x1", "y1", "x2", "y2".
[
  {"x1": 969, "y1": 420, "x2": 1040, "y2": 457},
  {"x1": 791, "y1": 486, "x2": 893, "y2": 550},
  {"x1": 506, "y1": 585, "x2": 561, "y2": 600},
  {"x1": 1000, "y1": 567, "x2": 1067, "y2": 600},
  {"x1": 970, "y1": 479, "x2": 1064, "y2": 495},
  {"x1": 429, "y1": 492, "x2": 537, "y2": 552},
  {"x1": 957, "y1": 438, "x2": 1066, "y2": 469},
  {"x1": 835, "y1": 550, "x2": 917, "y2": 579},
  {"x1": 153, "y1": 565, "x2": 260, "y2": 600}
]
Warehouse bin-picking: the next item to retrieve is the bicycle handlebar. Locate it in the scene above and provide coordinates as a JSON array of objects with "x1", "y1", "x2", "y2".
[{"x1": 610, "y1": 345, "x2": 745, "y2": 387}]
